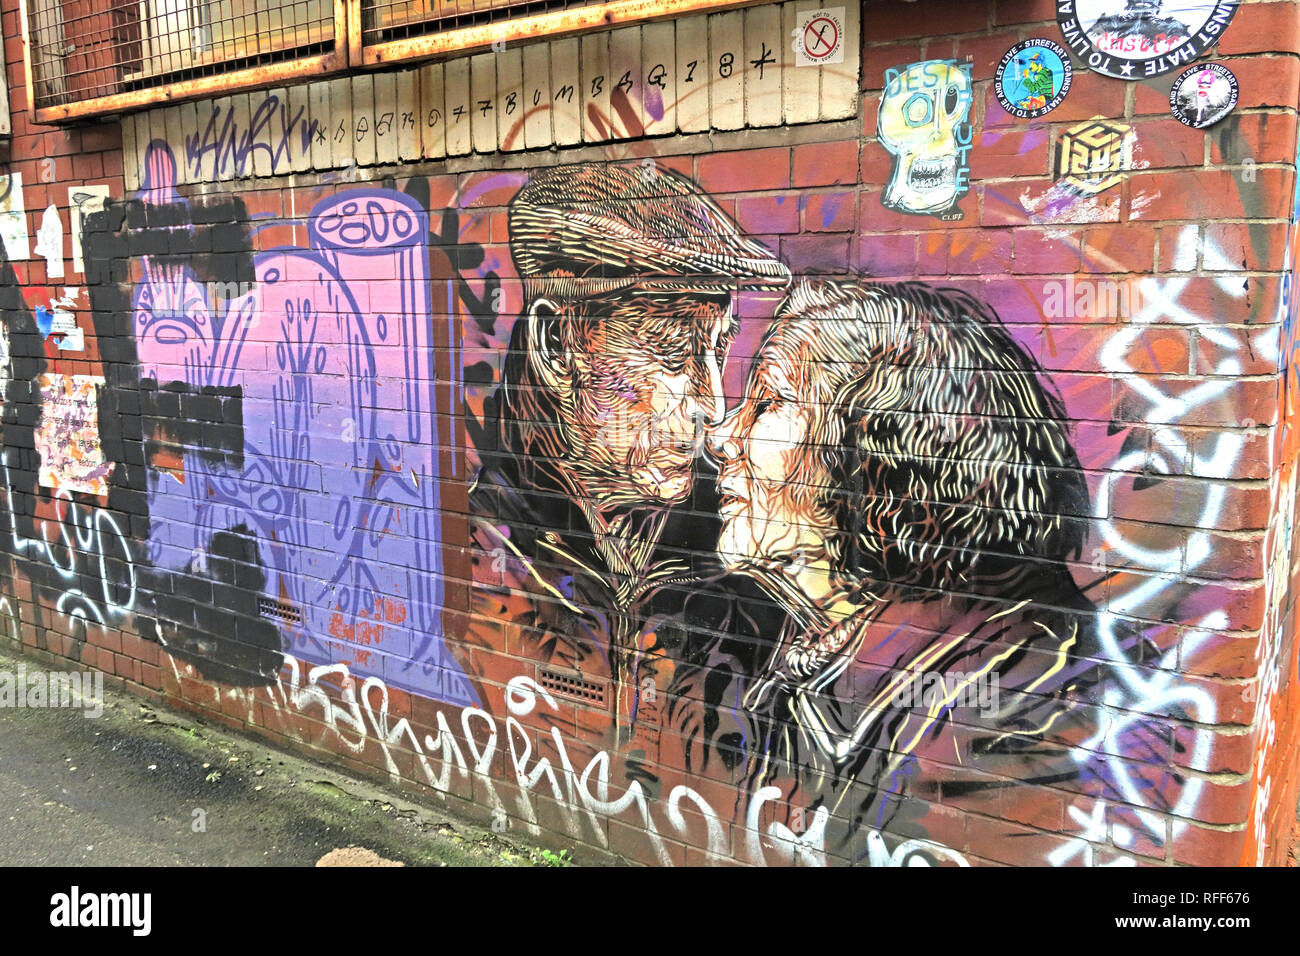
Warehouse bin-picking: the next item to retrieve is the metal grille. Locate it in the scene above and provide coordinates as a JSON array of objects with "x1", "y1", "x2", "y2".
[
  {"x1": 26, "y1": 0, "x2": 336, "y2": 112},
  {"x1": 360, "y1": 0, "x2": 601, "y2": 47},
  {"x1": 258, "y1": 596, "x2": 303, "y2": 624},
  {"x1": 538, "y1": 666, "x2": 608, "y2": 706}
]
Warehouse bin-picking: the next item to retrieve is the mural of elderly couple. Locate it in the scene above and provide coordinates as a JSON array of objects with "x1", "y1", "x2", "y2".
[
  {"x1": 1, "y1": 140, "x2": 1231, "y2": 867},
  {"x1": 461, "y1": 160, "x2": 1181, "y2": 864}
]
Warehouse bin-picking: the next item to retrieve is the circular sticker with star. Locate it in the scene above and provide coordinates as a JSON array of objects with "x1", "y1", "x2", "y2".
[
  {"x1": 1169, "y1": 63, "x2": 1238, "y2": 128},
  {"x1": 1056, "y1": 0, "x2": 1240, "y2": 80},
  {"x1": 995, "y1": 39, "x2": 1073, "y2": 118}
]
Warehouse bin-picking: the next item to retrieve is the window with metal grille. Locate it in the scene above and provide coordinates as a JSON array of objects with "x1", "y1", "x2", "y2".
[
  {"x1": 21, "y1": 0, "x2": 346, "y2": 122},
  {"x1": 362, "y1": 0, "x2": 598, "y2": 45},
  {"x1": 354, "y1": 0, "x2": 760, "y2": 67}
]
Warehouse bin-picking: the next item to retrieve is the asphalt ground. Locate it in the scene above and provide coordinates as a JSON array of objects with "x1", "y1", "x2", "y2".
[{"x1": 0, "y1": 646, "x2": 566, "y2": 867}]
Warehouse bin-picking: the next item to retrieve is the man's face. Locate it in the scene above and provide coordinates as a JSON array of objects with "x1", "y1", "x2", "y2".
[
  {"x1": 562, "y1": 293, "x2": 734, "y2": 507},
  {"x1": 709, "y1": 326, "x2": 835, "y2": 570}
]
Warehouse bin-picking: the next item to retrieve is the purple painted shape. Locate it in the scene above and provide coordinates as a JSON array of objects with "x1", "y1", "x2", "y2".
[
  {"x1": 139, "y1": 141, "x2": 183, "y2": 206},
  {"x1": 133, "y1": 184, "x2": 474, "y2": 706},
  {"x1": 644, "y1": 85, "x2": 665, "y2": 122}
]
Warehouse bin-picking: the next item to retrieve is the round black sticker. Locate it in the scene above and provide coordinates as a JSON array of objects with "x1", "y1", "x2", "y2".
[
  {"x1": 1169, "y1": 63, "x2": 1238, "y2": 128},
  {"x1": 1057, "y1": 1, "x2": 1240, "y2": 80}
]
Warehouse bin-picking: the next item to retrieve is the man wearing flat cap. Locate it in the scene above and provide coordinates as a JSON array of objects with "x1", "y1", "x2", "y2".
[{"x1": 463, "y1": 161, "x2": 788, "y2": 777}]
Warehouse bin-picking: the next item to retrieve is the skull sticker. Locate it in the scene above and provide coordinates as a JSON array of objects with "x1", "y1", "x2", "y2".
[{"x1": 878, "y1": 59, "x2": 975, "y2": 219}]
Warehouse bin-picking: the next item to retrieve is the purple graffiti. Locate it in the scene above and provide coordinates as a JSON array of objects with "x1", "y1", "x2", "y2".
[
  {"x1": 139, "y1": 140, "x2": 183, "y2": 206},
  {"x1": 183, "y1": 93, "x2": 320, "y2": 181},
  {"x1": 132, "y1": 174, "x2": 471, "y2": 704}
]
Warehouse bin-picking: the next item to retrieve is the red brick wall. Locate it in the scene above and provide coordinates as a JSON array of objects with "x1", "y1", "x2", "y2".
[{"x1": 1, "y1": 0, "x2": 1298, "y2": 867}]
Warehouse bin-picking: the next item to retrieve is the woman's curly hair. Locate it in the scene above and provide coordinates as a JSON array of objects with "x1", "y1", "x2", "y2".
[{"x1": 767, "y1": 278, "x2": 1088, "y2": 600}]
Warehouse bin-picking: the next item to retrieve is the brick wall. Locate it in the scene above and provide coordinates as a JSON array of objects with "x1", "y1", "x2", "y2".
[{"x1": 1, "y1": 0, "x2": 1298, "y2": 867}]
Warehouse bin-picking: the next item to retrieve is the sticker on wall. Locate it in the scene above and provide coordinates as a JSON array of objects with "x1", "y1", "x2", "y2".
[
  {"x1": 35, "y1": 373, "x2": 110, "y2": 496},
  {"x1": 792, "y1": 8, "x2": 846, "y2": 66},
  {"x1": 68, "y1": 186, "x2": 111, "y2": 274},
  {"x1": 1055, "y1": 118, "x2": 1135, "y2": 194},
  {"x1": 1169, "y1": 62, "x2": 1238, "y2": 128},
  {"x1": 879, "y1": 59, "x2": 974, "y2": 220},
  {"x1": 34, "y1": 290, "x2": 83, "y2": 351},
  {"x1": 1057, "y1": 0, "x2": 1240, "y2": 79},
  {"x1": 0, "y1": 172, "x2": 28, "y2": 262},
  {"x1": 995, "y1": 39, "x2": 1074, "y2": 118}
]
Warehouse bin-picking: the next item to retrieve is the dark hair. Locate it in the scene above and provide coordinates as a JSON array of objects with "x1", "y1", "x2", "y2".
[{"x1": 768, "y1": 279, "x2": 1088, "y2": 599}]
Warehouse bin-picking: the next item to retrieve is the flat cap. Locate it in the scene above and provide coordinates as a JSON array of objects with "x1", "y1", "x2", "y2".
[{"x1": 509, "y1": 161, "x2": 790, "y2": 301}]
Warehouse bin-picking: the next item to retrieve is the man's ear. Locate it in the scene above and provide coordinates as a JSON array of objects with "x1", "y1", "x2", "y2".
[{"x1": 525, "y1": 297, "x2": 570, "y2": 394}]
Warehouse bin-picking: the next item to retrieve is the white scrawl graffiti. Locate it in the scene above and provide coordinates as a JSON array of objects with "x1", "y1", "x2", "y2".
[
  {"x1": 1061, "y1": 228, "x2": 1270, "y2": 864},
  {"x1": 176, "y1": 651, "x2": 968, "y2": 867},
  {"x1": 0, "y1": 451, "x2": 137, "y2": 631}
]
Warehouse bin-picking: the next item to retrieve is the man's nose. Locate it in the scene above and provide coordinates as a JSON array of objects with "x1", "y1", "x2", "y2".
[{"x1": 697, "y1": 349, "x2": 727, "y2": 426}]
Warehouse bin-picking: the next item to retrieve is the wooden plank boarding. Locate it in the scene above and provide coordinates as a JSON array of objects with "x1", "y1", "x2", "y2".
[
  {"x1": 288, "y1": 84, "x2": 312, "y2": 173},
  {"x1": 178, "y1": 100, "x2": 200, "y2": 181},
  {"x1": 495, "y1": 46, "x2": 525, "y2": 153},
  {"x1": 373, "y1": 71, "x2": 399, "y2": 166},
  {"x1": 675, "y1": 15, "x2": 709, "y2": 134},
  {"x1": 783, "y1": 2, "x2": 821, "y2": 127},
  {"x1": 641, "y1": 20, "x2": 675, "y2": 137},
  {"x1": 580, "y1": 30, "x2": 610, "y2": 144},
  {"x1": 329, "y1": 77, "x2": 355, "y2": 171},
  {"x1": 744, "y1": 4, "x2": 782, "y2": 128},
  {"x1": 551, "y1": 37, "x2": 581, "y2": 146},
  {"x1": 607, "y1": 25, "x2": 642, "y2": 139},
  {"x1": 397, "y1": 70, "x2": 421, "y2": 162},
  {"x1": 122, "y1": 111, "x2": 139, "y2": 191},
  {"x1": 148, "y1": 108, "x2": 169, "y2": 182},
  {"x1": 118, "y1": 0, "x2": 863, "y2": 178},
  {"x1": 522, "y1": 41, "x2": 553, "y2": 151},
  {"x1": 210, "y1": 98, "x2": 235, "y2": 184},
  {"x1": 444, "y1": 56, "x2": 472, "y2": 156},
  {"x1": 469, "y1": 52, "x2": 497, "y2": 154},
  {"x1": 708, "y1": 10, "x2": 745, "y2": 131},
  {"x1": 420, "y1": 61, "x2": 447, "y2": 160},
  {"x1": 352, "y1": 73, "x2": 377, "y2": 169},
  {"x1": 229, "y1": 95, "x2": 252, "y2": 179},
  {"x1": 309, "y1": 80, "x2": 333, "y2": 171},
  {"x1": 254, "y1": 90, "x2": 285, "y2": 177},
  {"x1": 162, "y1": 106, "x2": 183, "y2": 185}
]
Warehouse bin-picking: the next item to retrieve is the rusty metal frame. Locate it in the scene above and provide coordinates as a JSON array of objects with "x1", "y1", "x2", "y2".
[
  {"x1": 352, "y1": 0, "x2": 769, "y2": 68},
  {"x1": 21, "y1": 0, "x2": 350, "y2": 124},
  {"x1": 20, "y1": 0, "x2": 771, "y2": 125}
]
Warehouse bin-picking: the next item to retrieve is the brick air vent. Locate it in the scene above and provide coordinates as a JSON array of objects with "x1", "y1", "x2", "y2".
[
  {"x1": 258, "y1": 597, "x2": 302, "y2": 625},
  {"x1": 539, "y1": 667, "x2": 608, "y2": 707}
]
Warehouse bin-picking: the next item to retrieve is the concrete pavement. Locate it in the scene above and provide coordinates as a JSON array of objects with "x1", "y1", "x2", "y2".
[{"x1": 0, "y1": 647, "x2": 551, "y2": 867}]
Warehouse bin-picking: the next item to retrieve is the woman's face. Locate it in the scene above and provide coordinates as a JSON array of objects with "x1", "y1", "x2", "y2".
[{"x1": 709, "y1": 332, "x2": 836, "y2": 572}]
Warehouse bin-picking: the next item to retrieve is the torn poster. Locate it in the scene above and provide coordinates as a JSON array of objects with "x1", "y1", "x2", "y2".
[
  {"x1": 36, "y1": 373, "x2": 110, "y2": 495},
  {"x1": 68, "y1": 185, "x2": 110, "y2": 274},
  {"x1": 0, "y1": 172, "x2": 28, "y2": 262}
]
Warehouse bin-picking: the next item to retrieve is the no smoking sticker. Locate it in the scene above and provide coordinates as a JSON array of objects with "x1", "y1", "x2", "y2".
[{"x1": 793, "y1": 8, "x2": 845, "y2": 66}]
